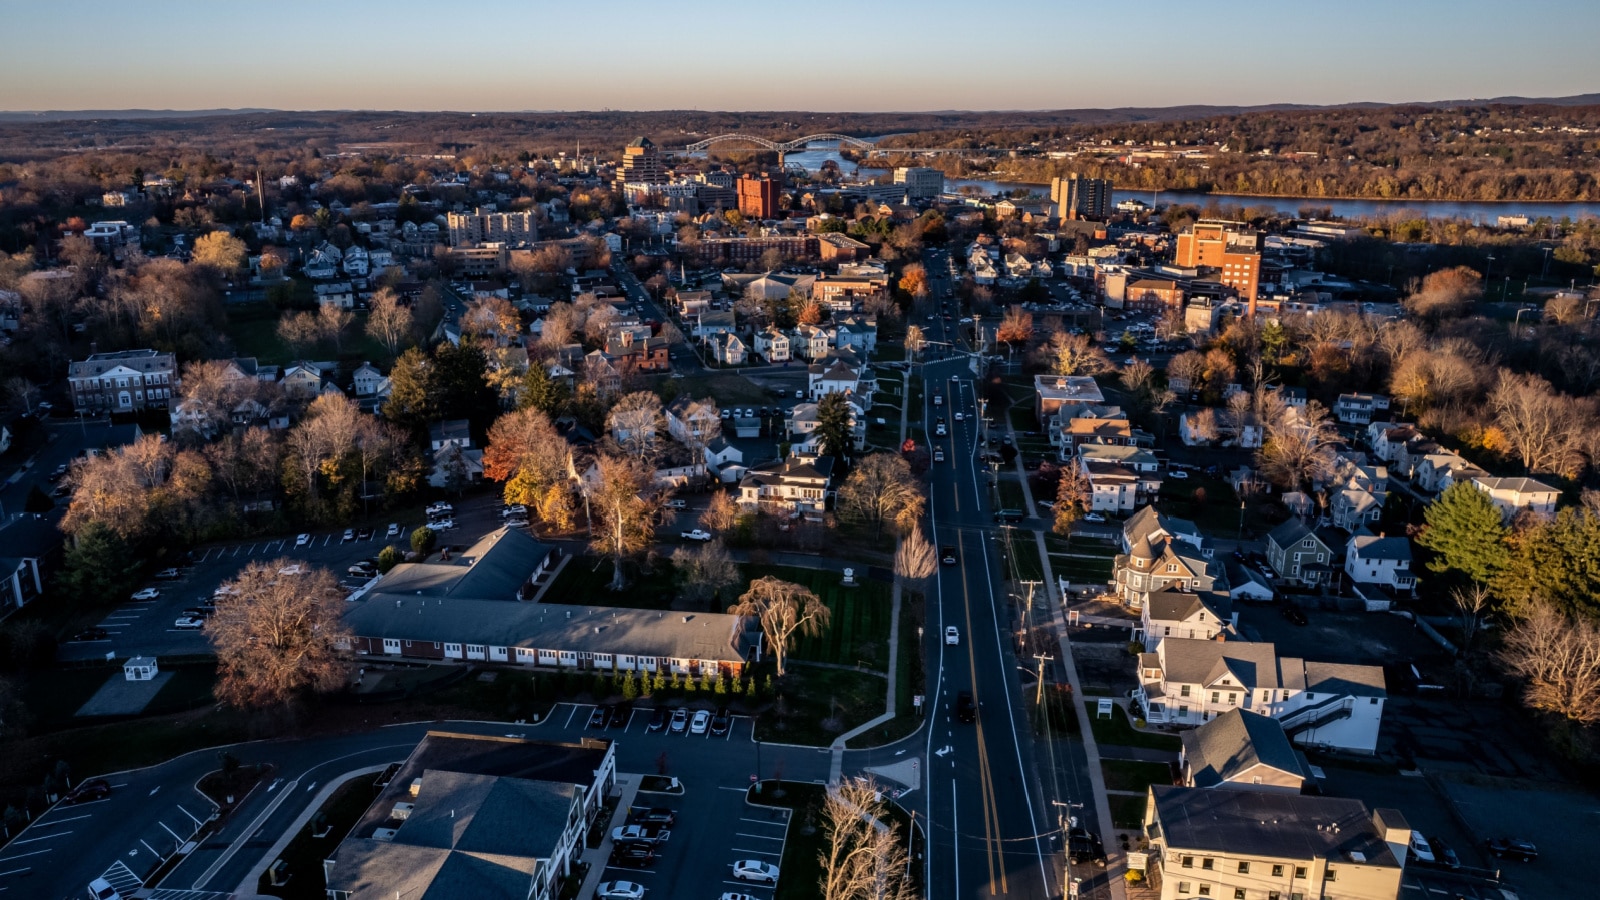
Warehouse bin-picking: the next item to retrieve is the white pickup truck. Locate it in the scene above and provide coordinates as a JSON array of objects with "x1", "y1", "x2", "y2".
[{"x1": 680, "y1": 529, "x2": 713, "y2": 542}]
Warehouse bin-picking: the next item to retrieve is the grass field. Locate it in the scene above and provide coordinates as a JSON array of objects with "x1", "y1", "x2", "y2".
[
  {"x1": 1052, "y1": 554, "x2": 1116, "y2": 583},
  {"x1": 541, "y1": 555, "x2": 680, "y2": 609},
  {"x1": 1108, "y1": 793, "x2": 1148, "y2": 830},
  {"x1": 1004, "y1": 532, "x2": 1045, "y2": 583},
  {"x1": 745, "y1": 564, "x2": 894, "y2": 671},
  {"x1": 224, "y1": 301, "x2": 392, "y2": 367},
  {"x1": 996, "y1": 478, "x2": 1025, "y2": 511},
  {"x1": 749, "y1": 780, "x2": 922, "y2": 900},
  {"x1": 673, "y1": 373, "x2": 772, "y2": 406},
  {"x1": 1100, "y1": 759, "x2": 1175, "y2": 793}
]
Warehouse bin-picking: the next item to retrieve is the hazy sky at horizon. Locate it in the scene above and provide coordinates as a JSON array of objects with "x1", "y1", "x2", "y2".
[{"x1": 3, "y1": 0, "x2": 1597, "y2": 112}]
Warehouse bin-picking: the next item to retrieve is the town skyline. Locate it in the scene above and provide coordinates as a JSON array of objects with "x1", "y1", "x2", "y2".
[{"x1": 5, "y1": 0, "x2": 1599, "y2": 111}]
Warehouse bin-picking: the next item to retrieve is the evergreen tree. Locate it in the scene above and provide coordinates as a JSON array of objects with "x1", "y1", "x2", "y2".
[
  {"x1": 382, "y1": 346, "x2": 435, "y2": 434},
  {"x1": 58, "y1": 523, "x2": 141, "y2": 605},
  {"x1": 519, "y1": 363, "x2": 571, "y2": 416},
  {"x1": 815, "y1": 392, "x2": 854, "y2": 465},
  {"x1": 1493, "y1": 507, "x2": 1600, "y2": 620},
  {"x1": 1417, "y1": 482, "x2": 1508, "y2": 584}
]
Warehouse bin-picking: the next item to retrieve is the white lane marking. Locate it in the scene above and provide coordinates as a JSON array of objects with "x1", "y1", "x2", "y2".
[
  {"x1": 731, "y1": 848, "x2": 782, "y2": 857},
  {"x1": 952, "y1": 776, "x2": 961, "y2": 892},
  {"x1": 34, "y1": 813, "x2": 93, "y2": 826},
  {"x1": 7, "y1": 832, "x2": 70, "y2": 844},
  {"x1": 149, "y1": 787, "x2": 160, "y2": 796},
  {"x1": 158, "y1": 820, "x2": 184, "y2": 842},
  {"x1": 734, "y1": 833, "x2": 785, "y2": 840},
  {"x1": 0, "y1": 849, "x2": 51, "y2": 862},
  {"x1": 177, "y1": 805, "x2": 203, "y2": 827},
  {"x1": 305, "y1": 781, "x2": 318, "y2": 792},
  {"x1": 0, "y1": 866, "x2": 30, "y2": 877}
]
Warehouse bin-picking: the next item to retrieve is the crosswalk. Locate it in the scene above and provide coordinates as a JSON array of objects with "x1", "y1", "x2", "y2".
[{"x1": 95, "y1": 860, "x2": 143, "y2": 895}]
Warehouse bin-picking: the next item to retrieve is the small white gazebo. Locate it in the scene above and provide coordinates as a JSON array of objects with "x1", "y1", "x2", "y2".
[{"x1": 124, "y1": 656, "x2": 159, "y2": 682}]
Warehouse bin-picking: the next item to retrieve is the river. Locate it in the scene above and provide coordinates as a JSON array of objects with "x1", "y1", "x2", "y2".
[{"x1": 767, "y1": 141, "x2": 1600, "y2": 224}]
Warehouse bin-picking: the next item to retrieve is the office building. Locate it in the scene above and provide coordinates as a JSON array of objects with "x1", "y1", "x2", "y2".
[
  {"x1": 447, "y1": 208, "x2": 537, "y2": 247},
  {"x1": 1141, "y1": 785, "x2": 1410, "y2": 900},
  {"x1": 738, "y1": 173, "x2": 783, "y2": 219},
  {"x1": 617, "y1": 136, "x2": 666, "y2": 186},
  {"x1": 1176, "y1": 220, "x2": 1264, "y2": 313},
  {"x1": 1051, "y1": 173, "x2": 1113, "y2": 221},
  {"x1": 893, "y1": 166, "x2": 945, "y2": 200}
]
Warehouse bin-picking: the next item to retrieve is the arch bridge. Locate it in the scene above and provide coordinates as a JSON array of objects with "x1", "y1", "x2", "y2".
[{"x1": 682, "y1": 132, "x2": 879, "y2": 153}]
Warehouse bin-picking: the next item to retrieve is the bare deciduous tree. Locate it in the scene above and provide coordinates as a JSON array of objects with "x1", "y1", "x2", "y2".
[
  {"x1": 1166, "y1": 350, "x2": 1208, "y2": 394},
  {"x1": 1498, "y1": 601, "x2": 1600, "y2": 725},
  {"x1": 208, "y1": 559, "x2": 352, "y2": 711},
  {"x1": 893, "y1": 524, "x2": 937, "y2": 594},
  {"x1": 1037, "y1": 330, "x2": 1108, "y2": 376},
  {"x1": 819, "y1": 776, "x2": 915, "y2": 900},
  {"x1": 1452, "y1": 583, "x2": 1492, "y2": 655},
  {"x1": 671, "y1": 540, "x2": 739, "y2": 608},
  {"x1": 588, "y1": 453, "x2": 665, "y2": 591},
  {"x1": 607, "y1": 391, "x2": 665, "y2": 460},
  {"x1": 1256, "y1": 401, "x2": 1339, "y2": 493},
  {"x1": 1487, "y1": 369, "x2": 1593, "y2": 477},
  {"x1": 837, "y1": 453, "x2": 926, "y2": 538},
  {"x1": 1054, "y1": 462, "x2": 1090, "y2": 534},
  {"x1": 700, "y1": 490, "x2": 740, "y2": 535},
  {"x1": 1185, "y1": 407, "x2": 1220, "y2": 444},
  {"x1": 729, "y1": 576, "x2": 831, "y2": 677},
  {"x1": 366, "y1": 287, "x2": 413, "y2": 358}
]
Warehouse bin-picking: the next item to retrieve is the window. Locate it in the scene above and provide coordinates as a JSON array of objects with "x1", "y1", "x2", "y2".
[
  {"x1": 1210, "y1": 691, "x2": 1220, "y2": 703},
  {"x1": 1167, "y1": 563, "x2": 1178, "y2": 572},
  {"x1": 1325, "y1": 868, "x2": 1336, "y2": 882},
  {"x1": 1370, "y1": 697, "x2": 1380, "y2": 704},
  {"x1": 1294, "y1": 866, "x2": 1307, "y2": 879},
  {"x1": 1234, "y1": 891, "x2": 1246, "y2": 900},
  {"x1": 1198, "y1": 886, "x2": 1211, "y2": 897},
  {"x1": 1229, "y1": 693, "x2": 1238, "y2": 705},
  {"x1": 1182, "y1": 856, "x2": 1194, "y2": 869},
  {"x1": 1202, "y1": 858, "x2": 1214, "y2": 870},
  {"x1": 1271, "y1": 865, "x2": 1283, "y2": 877},
  {"x1": 1178, "y1": 884, "x2": 1191, "y2": 894},
  {"x1": 1269, "y1": 893, "x2": 1281, "y2": 900},
  {"x1": 1237, "y1": 862, "x2": 1249, "y2": 874}
]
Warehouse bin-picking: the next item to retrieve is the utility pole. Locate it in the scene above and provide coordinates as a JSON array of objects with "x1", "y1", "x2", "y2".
[
  {"x1": 1020, "y1": 580, "x2": 1042, "y2": 623},
  {"x1": 1033, "y1": 652, "x2": 1054, "y2": 704}
]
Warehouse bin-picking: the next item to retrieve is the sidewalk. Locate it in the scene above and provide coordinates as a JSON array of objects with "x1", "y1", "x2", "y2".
[
  {"x1": 1007, "y1": 419, "x2": 1129, "y2": 900},
  {"x1": 574, "y1": 773, "x2": 644, "y2": 899}
]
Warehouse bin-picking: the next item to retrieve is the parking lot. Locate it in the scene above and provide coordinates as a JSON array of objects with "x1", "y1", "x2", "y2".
[{"x1": 58, "y1": 494, "x2": 513, "y2": 663}]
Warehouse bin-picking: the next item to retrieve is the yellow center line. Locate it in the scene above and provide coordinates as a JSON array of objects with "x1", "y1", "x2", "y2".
[{"x1": 957, "y1": 529, "x2": 1006, "y2": 895}]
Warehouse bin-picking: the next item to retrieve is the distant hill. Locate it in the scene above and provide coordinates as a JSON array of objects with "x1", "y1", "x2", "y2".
[{"x1": 0, "y1": 108, "x2": 274, "y2": 123}]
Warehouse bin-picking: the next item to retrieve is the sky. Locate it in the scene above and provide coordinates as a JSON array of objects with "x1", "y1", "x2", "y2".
[{"x1": 3, "y1": 0, "x2": 1598, "y2": 113}]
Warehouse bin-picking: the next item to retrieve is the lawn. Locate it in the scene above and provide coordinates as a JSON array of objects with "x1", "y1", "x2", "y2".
[
  {"x1": 1099, "y1": 759, "x2": 1174, "y2": 793},
  {"x1": 1084, "y1": 702, "x2": 1182, "y2": 753},
  {"x1": 1108, "y1": 793, "x2": 1148, "y2": 830},
  {"x1": 1003, "y1": 532, "x2": 1044, "y2": 583},
  {"x1": 540, "y1": 554, "x2": 680, "y2": 610},
  {"x1": 847, "y1": 589, "x2": 924, "y2": 749},
  {"x1": 756, "y1": 664, "x2": 888, "y2": 745},
  {"x1": 745, "y1": 564, "x2": 894, "y2": 671},
  {"x1": 996, "y1": 478, "x2": 1026, "y2": 511},
  {"x1": 1157, "y1": 475, "x2": 1277, "y2": 539},
  {"x1": 673, "y1": 373, "x2": 772, "y2": 406},
  {"x1": 224, "y1": 301, "x2": 392, "y2": 367},
  {"x1": 258, "y1": 772, "x2": 384, "y2": 899},
  {"x1": 1052, "y1": 554, "x2": 1116, "y2": 583}
]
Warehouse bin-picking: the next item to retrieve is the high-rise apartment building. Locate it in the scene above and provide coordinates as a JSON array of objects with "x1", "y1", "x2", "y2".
[
  {"x1": 1175, "y1": 220, "x2": 1264, "y2": 313},
  {"x1": 617, "y1": 136, "x2": 666, "y2": 186},
  {"x1": 446, "y1": 208, "x2": 538, "y2": 247},
  {"x1": 893, "y1": 166, "x2": 945, "y2": 200},
  {"x1": 738, "y1": 173, "x2": 783, "y2": 220},
  {"x1": 1051, "y1": 174, "x2": 1113, "y2": 220}
]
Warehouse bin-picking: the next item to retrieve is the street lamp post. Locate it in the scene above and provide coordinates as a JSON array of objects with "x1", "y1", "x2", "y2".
[{"x1": 1513, "y1": 306, "x2": 1539, "y2": 336}]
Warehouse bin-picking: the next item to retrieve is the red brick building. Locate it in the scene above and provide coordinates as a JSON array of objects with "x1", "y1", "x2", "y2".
[
  {"x1": 1175, "y1": 220, "x2": 1263, "y2": 314},
  {"x1": 738, "y1": 173, "x2": 783, "y2": 219}
]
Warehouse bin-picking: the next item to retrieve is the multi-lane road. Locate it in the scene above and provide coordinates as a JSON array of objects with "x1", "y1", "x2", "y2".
[{"x1": 921, "y1": 354, "x2": 1061, "y2": 900}]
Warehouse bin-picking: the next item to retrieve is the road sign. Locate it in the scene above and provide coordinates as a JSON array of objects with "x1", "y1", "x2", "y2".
[{"x1": 1128, "y1": 851, "x2": 1149, "y2": 871}]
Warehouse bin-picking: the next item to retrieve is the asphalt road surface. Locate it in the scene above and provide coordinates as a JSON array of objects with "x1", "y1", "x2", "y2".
[{"x1": 921, "y1": 354, "x2": 1058, "y2": 900}]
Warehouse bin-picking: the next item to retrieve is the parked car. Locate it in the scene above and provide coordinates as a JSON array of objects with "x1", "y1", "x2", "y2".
[
  {"x1": 1485, "y1": 837, "x2": 1538, "y2": 861},
  {"x1": 611, "y1": 824, "x2": 669, "y2": 844},
  {"x1": 679, "y1": 529, "x2": 713, "y2": 542},
  {"x1": 720, "y1": 894, "x2": 758, "y2": 900},
  {"x1": 1280, "y1": 603, "x2": 1309, "y2": 626},
  {"x1": 690, "y1": 709, "x2": 711, "y2": 734},
  {"x1": 62, "y1": 778, "x2": 111, "y2": 805},
  {"x1": 357, "y1": 527, "x2": 373, "y2": 540},
  {"x1": 945, "y1": 626, "x2": 959, "y2": 645},
  {"x1": 1169, "y1": 470, "x2": 1189, "y2": 480},
  {"x1": 153, "y1": 568, "x2": 182, "y2": 580},
  {"x1": 341, "y1": 528, "x2": 356, "y2": 543},
  {"x1": 425, "y1": 518, "x2": 455, "y2": 531},
  {"x1": 669, "y1": 708, "x2": 688, "y2": 733},
  {"x1": 646, "y1": 707, "x2": 669, "y2": 732},
  {"x1": 180, "y1": 608, "x2": 213, "y2": 620},
  {"x1": 1082, "y1": 513, "x2": 1106, "y2": 523},
  {"x1": 349, "y1": 564, "x2": 376, "y2": 577},
  {"x1": 588, "y1": 706, "x2": 611, "y2": 729},
  {"x1": 731, "y1": 860, "x2": 780, "y2": 885},
  {"x1": 386, "y1": 523, "x2": 401, "y2": 538},
  {"x1": 70, "y1": 627, "x2": 109, "y2": 642},
  {"x1": 664, "y1": 499, "x2": 687, "y2": 510},
  {"x1": 131, "y1": 588, "x2": 160, "y2": 601},
  {"x1": 426, "y1": 502, "x2": 454, "y2": 517},
  {"x1": 1427, "y1": 837, "x2": 1462, "y2": 869},
  {"x1": 627, "y1": 806, "x2": 677, "y2": 827},
  {"x1": 1037, "y1": 500, "x2": 1055, "y2": 510},
  {"x1": 609, "y1": 843, "x2": 656, "y2": 867},
  {"x1": 500, "y1": 504, "x2": 528, "y2": 519},
  {"x1": 295, "y1": 533, "x2": 311, "y2": 547},
  {"x1": 711, "y1": 707, "x2": 732, "y2": 735},
  {"x1": 173, "y1": 616, "x2": 206, "y2": 630},
  {"x1": 596, "y1": 882, "x2": 646, "y2": 900}
]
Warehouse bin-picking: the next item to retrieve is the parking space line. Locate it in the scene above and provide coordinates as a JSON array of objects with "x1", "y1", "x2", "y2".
[
  {"x1": 8, "y1": 831, "x2": 69, "y2": 844},
  {"x1": 177, "y1": 804, "x2": 203, "y2": 827},
  {"x1": 0, "y1": 867, "x2": 29, "y2": 877},
  {"x1": 0, "y1": 849, "x2": 51, "y2": 862},
  {"x1": 35, "y1": 813, "x2": 92, "y2": 826},
  {"x1": 740, "y1": 817, "x2": 783, "y2": 824},
  {"x1": 721, "y1": 880, "x2": 775, "y2": 890},
  {"x1": 735, "y1": 833, "x2": 785, "y2": 840},
  {"x1": 158, "y1": 820, "x2": 184, "y2": 842},
  {"x1": 731, "y1": 847, "x2": 782, "y2": 857}
]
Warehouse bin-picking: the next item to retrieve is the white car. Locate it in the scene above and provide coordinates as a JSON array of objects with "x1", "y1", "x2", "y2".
[
  {"x1": 130, "y1": 588, "x2": 161, "y2": 601},
  {"x1": 295, "y1": 533, "x2": 311, "y2": 547},
  {"x1": 426, "y1": 502, "x2": 454, "y2": 517},
  {"x1": 386, "y1": 523, "x2": 401, "y2": 538},
  {"x1": 278, "y1": 563, "x2": 304, "y2": 576},
  {"x1": 721, "y1": 895, "x2": 758, "y2": 900},
  {"x1": 597, "y1": 883, "x2": 646, "y2": 900},
  {"x1": 679, "y1": 529, "x2": 713, "y2": 542},
  {"x1": 960, "y1": 317, "x2": 973, "y2": 324},
  {"x1": 174, "y1": 616, "x2": 205, "y2": 630},
  {"x1": 954, "y1": 411, "x2": 964, "y2": 421},
  {"x1": 341, "y1": 528, "x2": 356, "y2": 543},
  {"x1": 426, "y1": 519, "x2": 455, "y2": 531},
  {"x1": 1083, "y1": 513, "x2": 1106, "y2": 523},
  {"x1": 691, "y1": 709, "x2": 711, "y2": 734},
  {"x1": 1169, "y1": 470, "x2": 1189, "y2": 480},
  {"x1": 88, "y1": 877, "x2": 122, "y2": 900},
  {"x1": 945, "y1": 626, "x2": 959, "y2": 645},
  {"x1": 664, "y1": 499, "x2": 687, "y2": 510},
  {"x1": 731, "y1": 860, "x2": 780, "y2": 885},
  {"x1": 935, "y1": 423, "x2": 947, "y2": 436}
]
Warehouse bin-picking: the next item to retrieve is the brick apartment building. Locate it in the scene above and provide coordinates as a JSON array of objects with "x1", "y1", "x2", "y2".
[
  {"x1": 447, "y1": 208, "x2": 538, "y2": 247},
  {"x1": 1175, "y1": 220, "x2": 1263, "y2": 313},
  {"x1": 68, "y1": 348, "x2": 179, "y2": 415},
  {"x1": 738, "y1": 173, "x2": 783, "y2": 219}
]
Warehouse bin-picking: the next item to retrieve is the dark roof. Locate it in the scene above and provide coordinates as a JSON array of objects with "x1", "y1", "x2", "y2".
[
  {"x1": 1150, "y1": 785, "x2": 1398, "y2": 866},
  {"x1": 1267, "y1": 518, "x2": 1324, "y2": 551},
  {"x1": 1146, "y1": 590, "x2": 1232, "y2": 625},
  {"x1": 375, "y1": 529, "x2": 552, "y2": 601},
  {"x1": 1181, "y1": 709, "x2": 1306, "y2": 788},
  {"x1": 430, "y1": 419, "x2": 471, "y2": 443},
  {"x1": 1347, "y1": 535, "x2": 1411, "y2": 562},
  {"x1": 626, "y1": 136, "x2": 655, "y2": 149},
  {"x1": 68, "y1": 348, "x2": 175, "y2": 378}
]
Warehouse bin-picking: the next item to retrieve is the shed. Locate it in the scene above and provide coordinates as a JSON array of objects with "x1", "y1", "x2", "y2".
[{"x1": 124, "y1": 656, "x2": 159, "y2": 681}]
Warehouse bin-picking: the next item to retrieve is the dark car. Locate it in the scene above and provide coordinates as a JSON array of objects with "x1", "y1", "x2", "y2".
[
  {"x1": 70, "y1": 627, "x2": 109, "y2": 642},
  {"x1": 1424, "y1": 837, "x2": 1461, "y2": 869},
  {"x1": 711, "y1": 706, "x2": 732, "y2": 735},
  {"x1": 357, "y1": 527, "x2": 374, "y2": 540},
  {"x1": 627, "y1": 806, "x2": 677, "y2": 827},
  {"x1": 588, "y1": 706, "x2": 611, "y2": 729},
  {"x1": 609, "y1": 701, "x2": 632, "y2": 728},
  {"x1": 1280, "y1": 603, "x2": 1309, "y2": 626},
  {"x1": 646, "y1": 707, "x2": 669, "y2": 732},
  {"x1": 1486, "y1": 837, "x2": 1538, "y2": 861},
  {"x1": 609, "y1": 843, "x2": 656, "y2": 867},
  {"x1": 1068, "y1": 827, "x2": 1107, "y2": 866},
  {"x1": 940, "y1": 546, "x2": 957, "y2": 566},
  {"x1": 62, "y1": 778, "x2": 111, "y2": 805},
  {"x1": 955, "y1": 691, "x2": 976, "y2": 723},
  {"x1": 669, "y1": 708, "x2": 689, "y2": 733}
]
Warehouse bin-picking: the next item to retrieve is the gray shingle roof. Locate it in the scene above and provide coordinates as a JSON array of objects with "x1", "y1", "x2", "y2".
[
  {"x1": 1159, "y1": 639, "x2": 1280, "y2": 691},
  {"x1": 1347, "y1": 535, "x2": 1410, "y2": 562},
  {"x1": 1181, "y1": 708, "x2": 1307, "y2": 788},
  {"x1": 1146, "y1": 590, "x2": 1232, "y2": 626},
  {"x1": 1150, "y1": 785, "x2": 1398, "y2": 866}
]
